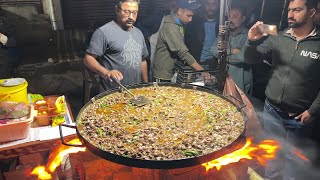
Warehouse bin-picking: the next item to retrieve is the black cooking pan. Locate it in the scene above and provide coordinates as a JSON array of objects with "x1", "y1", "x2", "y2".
[{"x1": 59, "y1": 82, "x2": 247, "y2": 169}]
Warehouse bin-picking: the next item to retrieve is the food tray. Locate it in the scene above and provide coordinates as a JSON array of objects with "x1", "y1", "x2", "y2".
[
  {"x1": 175, "y1": 61, "x2": 197, "y2": 83},
  {"x1": 0, "y1": 106, "x2": 36, "y2": 143},
  {"x1": 176, "y1": 72, "x2": 198, "y2": 83},
  {"x1": 174, "y1": 61, "x2": 219, "y2": 84},
  {"x1": 33, "y1": 96, "x2": 66, "y2": 127},
  {"x1": 33, "y1": 113, "x2": 66, "y2": 127}
]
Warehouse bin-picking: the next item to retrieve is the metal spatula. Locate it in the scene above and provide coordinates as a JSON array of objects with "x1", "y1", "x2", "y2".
[{"x1": 111, "y1": 77, "x2": 149, "y2": 107}]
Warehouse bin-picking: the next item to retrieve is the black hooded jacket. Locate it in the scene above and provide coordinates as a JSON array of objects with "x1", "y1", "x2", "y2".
[{"x1": 244, "y1": 27, "x2": 320, "y2": 116}]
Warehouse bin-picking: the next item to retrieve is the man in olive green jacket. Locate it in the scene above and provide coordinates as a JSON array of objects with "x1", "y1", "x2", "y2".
[{"x1": 153, "y1": 0, "x2": 206, "y2": 81}]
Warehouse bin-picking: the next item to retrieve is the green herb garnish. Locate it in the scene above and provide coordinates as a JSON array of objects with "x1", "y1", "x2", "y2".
[
  {"x1": 100, "y1": 103, "x2": 108, "y2": 108},
  {"x1": 97, "y1": 128, "x2": 103, "y2": 137},
  {"x1": 182, "y1": 150, "x2": 200, "y2": 157}
]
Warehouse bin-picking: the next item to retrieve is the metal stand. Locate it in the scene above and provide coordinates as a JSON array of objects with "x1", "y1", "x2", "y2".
[
  {"x1": 215, "y1": 0, "x2": 231, "y2": 92},
  {"x1": 216, "y1": 22, "x2": 230, "y2": 92}
]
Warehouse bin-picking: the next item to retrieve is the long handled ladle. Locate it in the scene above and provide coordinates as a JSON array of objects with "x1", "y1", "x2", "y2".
[{"x1": 111, "y1": 77, "x2": 149, "y2": 107}]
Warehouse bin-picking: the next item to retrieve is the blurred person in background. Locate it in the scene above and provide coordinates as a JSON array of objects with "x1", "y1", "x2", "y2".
[
  {"x1": 212, "y1": 5, "x2": 253, "y2": 95},
  {"x1": 153, "y1": 0, "x2": 210, "y2": 82},
  {"x1": 185, "y1": 0, "x2": 219, "y2": 69},
  {"x1": 137, "y1": 0, "x2": 178, "y2": 43},
  {"x1": 84, "y1": 0, "x2": 148, "y2": 92},
  {"x1": 137, "y1": 0, "x2": 178, "y2": 80},
  {"x1": 245, "y1": 0, "x2": 262, "y2": 28},
  {"x1": 244, "y1": 0, "x2": 320, "y2": 179},
  {"x1": 0, "y1": 8, "x2": 17, "y2": 78}
]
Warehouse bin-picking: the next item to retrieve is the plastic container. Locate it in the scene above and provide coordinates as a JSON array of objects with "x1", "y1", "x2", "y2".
[
  {"x1": 174, "y1": 61, "x2": 198, "y2": 83},
  {"x1": 0, "y1": 106, "x2": 35, "y2": 143},
  {"x1": 33, "y1": 114, "x2": 66, "y2": 127},
  {"x1": 33, "y1": 114, "x2": 51, "y2": 126},
  {"x1": 33, "y1": 96, "x2": 66, "y2": 127},
  {"x1": 0, "y1": 79, "x2": 28, "y2": 104}
]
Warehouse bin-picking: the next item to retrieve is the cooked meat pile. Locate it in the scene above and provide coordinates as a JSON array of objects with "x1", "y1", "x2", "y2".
[{"x1": 78, "y1": 86, "x2": 244, "y2": 160}]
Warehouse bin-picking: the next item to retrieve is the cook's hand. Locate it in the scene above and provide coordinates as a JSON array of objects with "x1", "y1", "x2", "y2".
[
  {"x1": 103, "y1": 70, "x2": 123, "y2": 82},
  {"x1": 295, "y1": 110, "x2": 312, "y2": 124},
  {"x1": 231, "y1": 48, "x2": 241, "y2": 54},
  {"x1": 202, "y1": 72, "x2": 216, "y2": 85},
  {"x1": 202, "y1": 72, "x2": 211, "y2": 79},
  {"x1": 248, "y1": 21, "x2": 266, "y2": 41}
]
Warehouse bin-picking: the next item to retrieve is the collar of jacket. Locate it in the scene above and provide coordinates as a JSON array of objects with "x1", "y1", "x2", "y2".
[
  {"x1": 164, "y1": 12, "x2": 184, "y2": 27},
  {"x1": 283, "y1": 26, "x2": 320, "y2": 40},
  {"x1": 175, "y1": 17, "x2": 182, "y2": 25}
]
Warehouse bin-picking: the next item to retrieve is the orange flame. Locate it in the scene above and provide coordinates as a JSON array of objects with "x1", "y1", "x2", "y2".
[
  {"x1": 31, "y1": 166, "x2": 51, "y2": 180},
  {"x1": 30, "y1": 138, "x2": 86, "y2": 179},
  {"x1": 202, "y1": 138, "x2": 280, "y2": 172}
]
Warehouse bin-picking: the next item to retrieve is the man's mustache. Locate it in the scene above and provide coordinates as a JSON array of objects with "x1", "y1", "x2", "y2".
[
  {"x1": 126, "y1": 20, "x2": 135, "y2": 24},
  {"x1": 288, "y1": 18, "x2": 296, "y2": 22}
]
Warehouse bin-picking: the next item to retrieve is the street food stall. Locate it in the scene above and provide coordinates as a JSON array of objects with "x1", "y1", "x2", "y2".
[
  {"x1": 0, "y1": 78, "x2": 77, "y2": 178},
  {"x1": 0, "y1": 0, "x2": 299, "y2": 179}
]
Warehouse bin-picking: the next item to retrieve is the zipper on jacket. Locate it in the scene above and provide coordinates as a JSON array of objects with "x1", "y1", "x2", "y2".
[{"x1": 279, "y1": 42, "x2": 299, "y2": 104}]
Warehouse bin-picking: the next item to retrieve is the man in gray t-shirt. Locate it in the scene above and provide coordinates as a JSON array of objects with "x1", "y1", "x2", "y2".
[{"x1": 84, "y1": 0, "x2": 148, "y2": 92}]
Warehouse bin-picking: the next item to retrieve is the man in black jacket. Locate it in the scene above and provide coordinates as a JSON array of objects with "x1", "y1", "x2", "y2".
[
  {"x1": 244, "y1": 0, "x2": 320, "y2": 179},
  {"x1": 184, "y1": 0, "x2": 219, "y2": 68}
]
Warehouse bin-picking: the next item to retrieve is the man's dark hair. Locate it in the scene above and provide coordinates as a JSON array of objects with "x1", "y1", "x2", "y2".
[
  {"x1": 117, "y1": 0, "x2": 140, "y2": 7},
  {"x1": 230, "y1": 5, "x2": 247, "y2": 16},
  {"x1": 290, "y1": 0, "x2": 318, "y2": 10},
  {"x1": 306, "y1": 0, "x2": 318, "y2": 9}
]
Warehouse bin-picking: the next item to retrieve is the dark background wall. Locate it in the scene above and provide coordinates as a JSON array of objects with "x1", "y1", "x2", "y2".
[
  {"x1": 0, "y1": 0, "x2": 288, "y2": 64},
  {"x1": 61, "y1": 0, "x2": 167, "y2": 30},
  {"x1": 1, "y1": 0, "x2": 52, "y2": 64}
]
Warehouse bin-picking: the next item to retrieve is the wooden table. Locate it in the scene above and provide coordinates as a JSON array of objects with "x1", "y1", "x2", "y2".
[{"x1": 0, "y1": 135, "x2": 77, "y2": 160}]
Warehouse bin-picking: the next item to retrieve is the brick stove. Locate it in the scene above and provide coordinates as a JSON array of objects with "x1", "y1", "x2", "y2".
[{"x1": 57, "y1": 149, "x2": 262, "y2": 180}]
